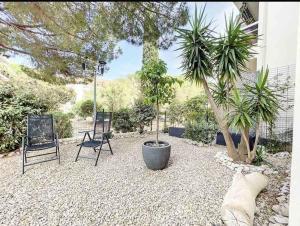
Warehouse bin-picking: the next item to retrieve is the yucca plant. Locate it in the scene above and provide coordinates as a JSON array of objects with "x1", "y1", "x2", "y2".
[
  {"x1": 176, "y1": 6, "x2": 257, "y2": 161},
  {"x1": 176, "y1": 6, "x2": 278, "y2": 163},
  {"x1": 212, "y1": 80, "x2": 229, "y2": 107},
  {"x1": 253, "y1": 145, "x2": 267, "y2": 166},
  {"x1": 245, "y1": 67, "x2": 279, "y2": 160},
  {"x1": 228, "y1": 89, "x2": 253, "y2": 130},
  {"x1": 214, "y1": 14, "x2": 256, "y2": 83},
  {"x1": 225, "y1": 68, "x2": 279, "y2": 162},
  {"x1": 227, "y1": 89, "x2": 253, "y2": 160},
  {"x1": 176, "y1": 6, "x2": 214, "y2": 84}
]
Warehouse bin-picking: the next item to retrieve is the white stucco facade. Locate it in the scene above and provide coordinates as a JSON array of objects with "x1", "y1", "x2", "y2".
[
  {"x1": 289, "y1": 3, "x2": 300, "y2": 225},
  {"x1": 234, "y1": 2, "x2": 300, "y2": 224},
  {"x1": 257, "y1": 2, "x2": 299, "y2": 70},
  {"x1": 255, "y1": 4, "x2": 300, "y2": 224}
]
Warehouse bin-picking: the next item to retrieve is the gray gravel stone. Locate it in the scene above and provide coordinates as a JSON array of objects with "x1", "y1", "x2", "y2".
[
  {"x1": 273, "y1": 215, "x2": 289, "y2": 224},
  {"x1": 0, "y1": 134, "x2": 233, "y2": 226}
]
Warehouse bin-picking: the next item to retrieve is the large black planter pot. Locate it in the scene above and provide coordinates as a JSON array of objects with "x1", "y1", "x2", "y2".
[
  {"x1": 168, "y1": 127, "x2": 185, "y2": 138},
  {"x1": 142, "y1": 141, "x2": 171, "y2": 170},
  {"x1": 216, "y1": 132, "x2": 256, "y2": 150}
]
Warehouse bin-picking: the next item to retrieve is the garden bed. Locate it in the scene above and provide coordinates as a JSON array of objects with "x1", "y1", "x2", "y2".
[
  {"x1": 0, "y1": 134, "x2": 290, "y2": 225},
  {"x1": 0, "y1": 134, "x2": 232, "y2": 225}
]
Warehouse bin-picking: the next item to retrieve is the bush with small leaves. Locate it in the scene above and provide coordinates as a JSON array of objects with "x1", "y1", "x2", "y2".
[
  {"x1": 167, "y1": 102, "x2": 185, "y2": 126},
  {"x1": 132, "y1": 101, "x2": 156, "y2": 134},
  {"x1": 183, "y1": 121, "x2": 218, "y2": 144},
  {"x1": 112, "y1": 108, "x2": 136, "y2": 133},
  {"x1": 0, "y1": 84, "x2": 49, "y2": 153},
  {"x1": 253, "y1": 145, "x2": 267, "y2": 166},
  {"x1": 75, "y1": 100, "x2": 102, "y2": 118},
  {"x1": 184, "y1": 95, "x2": 215, "y2": 123},
  {"x1": 52, "y1": 111, "x2": 73, "y2": 139}
]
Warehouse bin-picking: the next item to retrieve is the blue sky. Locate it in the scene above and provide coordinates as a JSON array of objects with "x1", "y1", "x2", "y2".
[{"x1": 9, "y1": 2, "x2": 238, "y2": 80}]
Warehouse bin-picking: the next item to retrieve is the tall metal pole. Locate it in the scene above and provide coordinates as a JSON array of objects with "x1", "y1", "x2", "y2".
[{"x1": 93, "y1": 66, "x2": 97, "y2": 120}]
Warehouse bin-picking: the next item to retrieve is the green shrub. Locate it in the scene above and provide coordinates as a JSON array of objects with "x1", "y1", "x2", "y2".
[
  {"x1": 167, "y1": 102, "x2": 185, "y2": 125},
  {"x1": 75, "y1": 100, "x2": 102, "y2": 118},
  {"x1": 167, "y1": 96, "x2": 216, "y2": 127},
  {"x1": 0, "y1": 84, "x2": 49, "y2": 153},
  {"x1": 112, "y1": 108, "x2": 136, "y2": 133},
  {"x1": 132, "y1": 101, "x2": 155, "y2": 133},
  {"x1": 79, "y1": 100, "x2": 94, "y2": 118},
  {"x1": 183, "y1": 121, "x2": 218, "y2": 144},
  {"x1": 7, "y1": 69, "x2": 75, "y2": 111},
  {"x1": 253, "y1": 145, "x2": 267, "y2": 166},
  {"x1": 184, "y1": 95, "x2": 215, "y2": 123},
  {"x1": 52, "y1": 111, "x2": 73, "y2": 138},
  {"x1": 66, "y1": 111, "x2": 75, "y2": 119}
]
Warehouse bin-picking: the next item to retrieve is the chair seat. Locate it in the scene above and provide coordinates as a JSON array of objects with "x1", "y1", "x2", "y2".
[
  {"x1": 26, "y1": 142, "x2": 57, "y2": 151},
  {"x1": 80, "y1": 139, "x2": 107, "y2": 148}
]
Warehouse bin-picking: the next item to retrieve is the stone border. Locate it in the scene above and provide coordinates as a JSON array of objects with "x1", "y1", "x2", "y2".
[
  {"x1": 214, "y1": 151, "x2": 279, "y2": 175},
  {"x1": 268, "y1": 169, "x2": 290, "y2": 225},
  {"x1": 182, "y1": 138, "x2": 216, "y2": 147}
]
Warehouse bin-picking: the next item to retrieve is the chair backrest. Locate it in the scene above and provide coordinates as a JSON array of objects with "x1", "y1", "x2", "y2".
[
  {"x1": 27, "y1": 115, "x2": 55, "y2": 145},
  {"x1": 93, "y1": 111, "x2": 112, "y2": 139}
]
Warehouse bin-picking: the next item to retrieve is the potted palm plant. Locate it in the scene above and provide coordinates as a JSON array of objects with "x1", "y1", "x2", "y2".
[{"x1": 139, "y1": 59, "x2": 181, "y2": 170}]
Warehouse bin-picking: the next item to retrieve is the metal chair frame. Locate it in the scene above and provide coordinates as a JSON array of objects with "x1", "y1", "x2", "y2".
[
  {"x1": 75, "y1": 111, "x2": 113, "y2": 166},
  {"x1": 22, "y1": 114, "x2": 60, "y2": 174}
]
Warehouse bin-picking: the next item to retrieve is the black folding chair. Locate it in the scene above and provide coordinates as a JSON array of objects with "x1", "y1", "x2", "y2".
[
  {"x1": 22, "y1": 115, "x2": 60, "y2": 174},
  {"x1": 75, "y1": 111, "x2": 113, "y2": 166}
]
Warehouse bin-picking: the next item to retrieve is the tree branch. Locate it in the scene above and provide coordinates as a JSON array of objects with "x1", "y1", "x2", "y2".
[
  {"x1": 0, "y1": 19, "x2": 56, "y2": 37},
  {"x1": 33, "y1": 3, "x2": 85, "y2": 41},
  {"x1": 0, "y1": 43, "x2": 31, "y2": 55},
  {"x1": 137, "y1": 2, "x2": 176, "y2": 21}
]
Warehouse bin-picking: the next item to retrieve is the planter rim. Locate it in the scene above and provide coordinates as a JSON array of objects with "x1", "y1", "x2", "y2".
[{"x1": 143, "y1": 140, "x2": 170, "y2": 149}]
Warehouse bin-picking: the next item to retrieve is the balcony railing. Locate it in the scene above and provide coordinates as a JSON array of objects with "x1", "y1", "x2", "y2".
[
  {"x1": 242, "y1": 21, "x2": 258, "y2": 45},
  {"x1": 242, "y1": 21, "x2": 258, "y2": 35}
]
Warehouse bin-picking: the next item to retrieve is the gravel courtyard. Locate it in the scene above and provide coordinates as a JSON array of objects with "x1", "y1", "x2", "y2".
[{"x1": 0, "y1": 134, "x2": 234, "y2": 226}]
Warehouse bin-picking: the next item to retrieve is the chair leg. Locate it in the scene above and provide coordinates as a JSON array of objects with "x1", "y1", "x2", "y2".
[
  {"x1": 57, "y1": 146, "x2": 61, "y2": 164},
  {"x1": 106, "y1": 136, "x2": 113, "y2": 155},
  {"x1": 95, "y1": 142, "x2": 103, "y2": 166},
  {"x1": 75, "y1": 133, "x2": 88, "y2": 162},
  {"x1": 75, "y1": 144, "x2": 83, "y2": 162},
  {"x1": 24, "y1": 151, "x2": 28, "y2": 163},
  {"x1": 22, "y1": 149, "x2": 25, "y2": 174}
]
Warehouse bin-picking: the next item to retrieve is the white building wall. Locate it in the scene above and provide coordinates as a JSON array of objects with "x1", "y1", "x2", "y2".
[
  {"x1": 289, "y1": 3, "x2": 300, "y2": 225},
  {"x1": 255, "y1": 2, "x2": 298, "y2": 137},
  {"x1": 257, "y1": 2, "x2": 299, "y2": 70}
]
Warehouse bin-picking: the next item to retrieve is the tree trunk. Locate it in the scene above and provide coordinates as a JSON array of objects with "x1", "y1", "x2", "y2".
[
  {"x1": 250, "y1": 120, "x2": 261, "y2": 161},
  {"x1": 238, "y1": 127, "x2": 249, "y2": 161},
  {"x1": 156, "y1": 98, "x2": 159, "y2": 145},
  {"x1": 202, "y1": 80, "x2": 240, "y2": 160},
  {"x1": 142, "y1": 20, "x2": 159, "y2": 65},
  {"x1": 142, "y1": 39, "x2": 159, "y2": 65},
  {"x1": 141, "y1": 35, "x2": 159, "y2": 99},
  {"x1": 241, "y1": 129, "x2": 252, "y2": 162}
]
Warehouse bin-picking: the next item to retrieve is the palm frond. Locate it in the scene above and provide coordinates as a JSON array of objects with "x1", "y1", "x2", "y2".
[
  {"x1": 214, "y1": 14, "x2": 256, "y2": 83},
  {"x1": 175, "y1": 5, "x2": 214, "y2": 85}
]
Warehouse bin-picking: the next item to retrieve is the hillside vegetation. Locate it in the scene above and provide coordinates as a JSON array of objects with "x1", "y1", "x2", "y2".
[
  {"x1": 0, "y1": 58, "x2": 204, "y2": 112},
  {"x1": 0, "y1": 57, "x2": 75, "y2": 110},
  {"x1": 82, "y1": 74, "x2": 204, "y2": 112}
]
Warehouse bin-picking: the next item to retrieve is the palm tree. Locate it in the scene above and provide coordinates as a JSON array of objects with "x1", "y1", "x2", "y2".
[{"x1": 176, "y1": 6, "x2": 256, "y2": 161}]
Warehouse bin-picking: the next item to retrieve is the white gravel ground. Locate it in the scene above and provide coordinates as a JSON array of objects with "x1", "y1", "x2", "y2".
[{"x1": 0, "y1": 134, "x2": 234, "y2": 226}]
